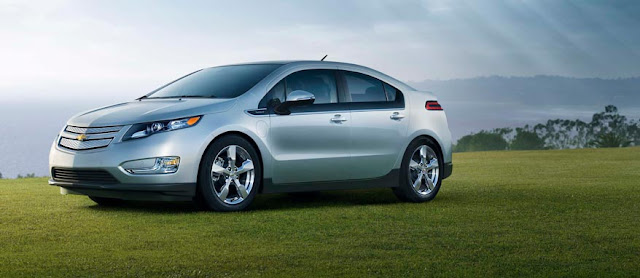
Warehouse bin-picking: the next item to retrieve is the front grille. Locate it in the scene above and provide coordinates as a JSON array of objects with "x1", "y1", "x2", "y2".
[
  {"x1": 58, "y1": 125, "x2": 122, "y2": 151},
  {"x1": 60, "y1": 137, "x2": 112, "y2": 150},
  {"x1": 52, "y1": 168, "x2": 119, "y2": 184},
  {"x1": 65, "y1": 125, "x2": 122, "y2": 134}
]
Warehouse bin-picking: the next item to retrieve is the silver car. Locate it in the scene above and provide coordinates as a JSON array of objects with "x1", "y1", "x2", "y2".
[{"x1": 49, "y1": 61, "x2": 453, "y2": 211}]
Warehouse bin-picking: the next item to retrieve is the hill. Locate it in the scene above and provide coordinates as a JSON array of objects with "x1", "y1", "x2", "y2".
[{"x1": 408, "y1": 76, "x2": 640, "y2": 139}]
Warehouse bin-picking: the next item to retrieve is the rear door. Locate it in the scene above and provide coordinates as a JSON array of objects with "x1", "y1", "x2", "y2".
[
  {"x1": 265, "y1": 70, "x2": 352, "y2": 184},
  {"x1": 339, "y1": 70, "x2": 409, "y2": 180}
]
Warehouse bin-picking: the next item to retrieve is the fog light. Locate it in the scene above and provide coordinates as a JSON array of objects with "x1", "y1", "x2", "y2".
[{"x1": 121, "y1": 156, "x2": 180, "y2": 174}]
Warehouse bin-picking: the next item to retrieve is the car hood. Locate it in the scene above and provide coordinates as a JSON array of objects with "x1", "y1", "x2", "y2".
[{"x1": 67, "y1": 98, "x2": 236, "y2": 127}]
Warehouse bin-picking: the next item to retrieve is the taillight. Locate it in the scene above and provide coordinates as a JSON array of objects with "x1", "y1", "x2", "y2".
[{"x1": 425, "y1": 101, "x2": 443, "y2": 111}]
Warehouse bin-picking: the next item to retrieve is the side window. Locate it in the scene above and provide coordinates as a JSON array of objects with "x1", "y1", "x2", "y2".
[
  {"x1": 259, "y1": 80, "x2": 285, "y2": 109},
  {"x1": 285, "y1": 70, "x2": 338, "y2": 104},
  {"x1": 383, "y1": 83, "x2": 398, "y2": 102},
  {"x1": 343, "y1": 71, "x2": 387, "y2": 102}
]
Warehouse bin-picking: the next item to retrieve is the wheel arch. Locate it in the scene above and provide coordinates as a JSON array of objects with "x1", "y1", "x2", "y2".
[
  {"x1": 196, "y1": 131, "x2": 266, "y2": 195},
  {"x1": 396, "y1": 132, "x2": 448, "y2": 169},
  {"x1": 413, "y1": 134, "x2": 444, "y2": 160}
]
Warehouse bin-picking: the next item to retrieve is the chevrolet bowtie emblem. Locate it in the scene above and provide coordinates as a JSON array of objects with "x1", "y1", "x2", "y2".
[{"x1": 76, "y1": 134, "x2": 87, "y2": 141}]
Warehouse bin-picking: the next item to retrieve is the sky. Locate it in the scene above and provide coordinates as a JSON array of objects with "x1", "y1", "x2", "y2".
[
  {"x1": 1, "y1": 0, "x2": 639, "y2": 102},
  {"x1": 1, "y1": 0, "x2": 640, "y2": 178}
]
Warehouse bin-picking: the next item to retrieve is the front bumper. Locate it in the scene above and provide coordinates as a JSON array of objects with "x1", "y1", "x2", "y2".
[
  {"x1": 50, "y1": 179, "x2": 196, "y2": 201},
  {"x1": 49, "y1": 121, "x2": 211, "y2": 199}
]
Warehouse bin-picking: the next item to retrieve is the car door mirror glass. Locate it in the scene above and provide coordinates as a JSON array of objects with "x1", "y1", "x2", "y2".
[
  {"x1": 288, "y1": 90, "x2": 315, "y2": 102},
  {"x1": 274, "y1": 90, "x2": 316, "y2": 115}
]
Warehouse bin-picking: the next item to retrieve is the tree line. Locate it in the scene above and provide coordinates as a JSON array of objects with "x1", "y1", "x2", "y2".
[
  {"x1": 454, "y1": 105, "x2": 640, "y2": 152},
  {"x1": 0, "y1": 172, "x2": 37, "y2": 179}
]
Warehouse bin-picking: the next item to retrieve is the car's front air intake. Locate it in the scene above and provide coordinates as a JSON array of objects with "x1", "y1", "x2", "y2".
[
  {"x1": 52, "y1": 168, "x2": 119, "y2": 184},
  {"x1": 58, "y1": 125, "x2": 122, "y2": 151}
]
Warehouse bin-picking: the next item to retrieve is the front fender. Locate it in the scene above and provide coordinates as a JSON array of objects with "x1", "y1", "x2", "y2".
[{"x1": 195, "y1": 113, "x2": 274, "y2": 182}]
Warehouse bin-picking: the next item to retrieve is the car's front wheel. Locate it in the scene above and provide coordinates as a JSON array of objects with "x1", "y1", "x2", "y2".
[
  {"x1": 197, "y1": 135, "x2": 261, "y2": 212},
  {"x1": 392, "y1": 137, "x2": 442, "y2": 202}
]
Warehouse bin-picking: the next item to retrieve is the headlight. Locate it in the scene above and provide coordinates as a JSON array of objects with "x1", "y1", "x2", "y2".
[{"x1": 124, "y1": 116, "x2": 201, "y2": 140}]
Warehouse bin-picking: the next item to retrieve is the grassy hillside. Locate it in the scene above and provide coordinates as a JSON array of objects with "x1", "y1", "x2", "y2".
[{"x1": 1, "y1": 148, "x2": 639, "y2": 277}]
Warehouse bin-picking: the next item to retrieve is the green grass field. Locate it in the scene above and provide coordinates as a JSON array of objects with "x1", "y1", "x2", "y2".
[{"x1": 1, "y1": 147, "x2": 639, "y2": 277}]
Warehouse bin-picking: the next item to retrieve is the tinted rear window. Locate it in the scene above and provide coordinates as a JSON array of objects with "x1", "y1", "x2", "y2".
[
  {"x1": 343, "y1": 71, "x2": 387, "y2": 102},
  {"x1": 148, "y1": 64, "x2": 282, "y2": 99},
  {"x1": 383, "y1": 83, "x2": 398, "y2": 101}
]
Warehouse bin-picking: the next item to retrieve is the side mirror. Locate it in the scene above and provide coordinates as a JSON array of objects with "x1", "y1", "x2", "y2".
[{"x1": 274, "y1": 90, "x2": 315, "y2": 115}]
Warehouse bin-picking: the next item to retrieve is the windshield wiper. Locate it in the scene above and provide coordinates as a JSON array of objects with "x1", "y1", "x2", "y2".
[
  {"x1": 145, "y1": 95, "x2": 217, "y2": 99},
  {"x1": 136, "y1": 95, "x2": 149, "y2": 101},
  {"x1": 178, "y1": 95, "x2": 212, "y2": 99}
]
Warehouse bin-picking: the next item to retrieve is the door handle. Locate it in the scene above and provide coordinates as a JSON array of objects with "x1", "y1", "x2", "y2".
[
  {"x1": 390, "y1": 112, "x2": 405, "y2": 120},
  {"x1": 330, "y1": 114, "x2": 348, "y2": 123}
]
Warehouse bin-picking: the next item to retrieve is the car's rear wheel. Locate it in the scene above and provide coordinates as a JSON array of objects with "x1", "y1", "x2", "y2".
[
  {"x1": 393, "y1": 137, "x2": 442, "y2": 202},
  {"x1": 88, "y1": 196, "x2": 123, "y2": 206},
  {"x1": 197, "y1": 135, "x2": 261, "y2": 212}
]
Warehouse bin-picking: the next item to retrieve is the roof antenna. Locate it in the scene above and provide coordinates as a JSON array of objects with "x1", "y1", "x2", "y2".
[{"x1": 320, "y1": 55, "x2": 327, "y2": 61}]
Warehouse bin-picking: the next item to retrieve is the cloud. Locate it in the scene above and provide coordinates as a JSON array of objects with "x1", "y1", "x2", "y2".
[{"x1": 0, "y1": 0, "x2": 639, "y2": 101}]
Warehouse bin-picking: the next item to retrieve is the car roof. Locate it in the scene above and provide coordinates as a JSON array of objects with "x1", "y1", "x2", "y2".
[
  {"x1": 217, "y1": 60, "x2": 360, "y2": 67},
  {"x1": 214, "y1": 60, "x2": 415, "y2": 91}
]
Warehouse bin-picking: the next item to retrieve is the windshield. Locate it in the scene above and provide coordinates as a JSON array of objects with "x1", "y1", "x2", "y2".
[{"x1": 146, "y1": 64, "x2": 283, "y2": 99}]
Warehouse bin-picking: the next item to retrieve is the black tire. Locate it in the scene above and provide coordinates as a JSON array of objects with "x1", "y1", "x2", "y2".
[
  {"x1": 197, "y1": 135, "x2": 262, "y2": 212},
  {"x1": 88, "y1": 196, "x2": 124, "y2": 206},
  {"x1": 392, "y1": 137, "x2": 443, "y2": 203}
]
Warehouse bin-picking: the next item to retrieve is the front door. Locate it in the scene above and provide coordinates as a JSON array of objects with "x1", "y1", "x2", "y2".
[{"x1": 267, "y1": 69, "x2": 352, "y2": 184}]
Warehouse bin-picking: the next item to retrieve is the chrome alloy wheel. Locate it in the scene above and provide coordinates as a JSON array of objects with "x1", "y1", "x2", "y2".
[
  {"x1": 408, "y1": 145, "x2": 439, "y2": 196},
  {"x1": 210, "y1": 145, "x2": 255, "y2": 205}
]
